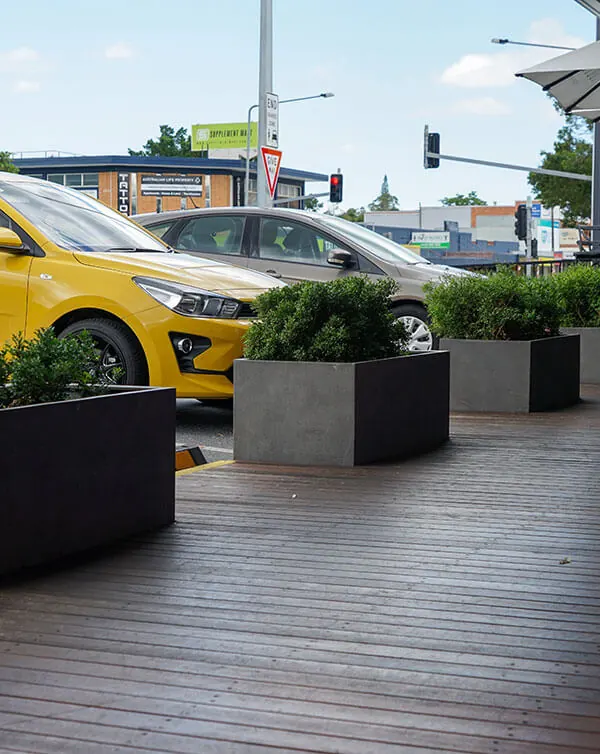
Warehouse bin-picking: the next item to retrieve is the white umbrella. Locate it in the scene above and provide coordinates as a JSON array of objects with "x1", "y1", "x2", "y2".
[{"x1": 517, "y1": 41, "x2": 600, "y2": 120}]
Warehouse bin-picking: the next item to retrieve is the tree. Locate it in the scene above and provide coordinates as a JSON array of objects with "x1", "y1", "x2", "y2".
[
  {"x1": 368, "y1": 175, "x2": 399, "y2": 211},
  {"x1": 129, "y1": 125, "x2": 194, "y2": 157},
  {"x1": 0, "y1": 152, "x2": 18, "y2": 173},
  {"x1": 441, "y1": 191, "x2": 486, "y2": 206},
  {"x1": 340, "y1": 207, "x2": 365, "y2": 223},
  {"x1": 528, "y1": 115, "x2": 591, "y2": 228},
  {"x1": 304, "y1": 197, "x2": 323, "y2": 212}
]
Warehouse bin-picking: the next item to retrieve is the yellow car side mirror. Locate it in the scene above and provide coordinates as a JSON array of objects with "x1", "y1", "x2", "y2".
[{"x1": 0, "y1": 228, "x2": 26, "y2": 253}]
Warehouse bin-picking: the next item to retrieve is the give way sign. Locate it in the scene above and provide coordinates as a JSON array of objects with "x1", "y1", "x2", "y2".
[{"x1": 260, "y1": 146, "x2": 283, "y2": 199}]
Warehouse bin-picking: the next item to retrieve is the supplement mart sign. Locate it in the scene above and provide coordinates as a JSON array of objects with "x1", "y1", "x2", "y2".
[
  {"x1": 410, "y1": 231, "x2": 450, "y2": 249},
  {"x1": 191, "y1": 122, "x2": 258, "y2": 151}
]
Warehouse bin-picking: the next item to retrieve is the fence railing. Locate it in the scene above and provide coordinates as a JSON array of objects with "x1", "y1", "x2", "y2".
[{"x1": 460, "y1": 258, "x2": 581, "y2": 276}]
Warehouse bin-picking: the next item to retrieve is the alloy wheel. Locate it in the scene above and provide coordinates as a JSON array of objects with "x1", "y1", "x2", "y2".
[
  {"x1": 92, "y1": 337, "x2": 127, "y2": 384},
  {"x1": 400, "y1": 315, "x2": 433, "y2": 352}
]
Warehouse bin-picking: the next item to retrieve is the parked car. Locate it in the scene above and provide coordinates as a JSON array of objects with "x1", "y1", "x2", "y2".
[
  {"x1": 0, "y1": 172, "x2": 283, "y2": 400},
  {"x1": 134, "y1": 206, "x2": 471, "y2": 351}
]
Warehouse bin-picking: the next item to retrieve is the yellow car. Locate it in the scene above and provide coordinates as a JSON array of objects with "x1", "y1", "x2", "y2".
[{"x1": 0, "y1": 172, "x2": 283, "y2": 399}]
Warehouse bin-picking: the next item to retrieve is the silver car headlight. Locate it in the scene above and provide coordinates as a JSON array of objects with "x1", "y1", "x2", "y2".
[{"x1": 134, "y1": 276, "x2": 241, "y2": 318}]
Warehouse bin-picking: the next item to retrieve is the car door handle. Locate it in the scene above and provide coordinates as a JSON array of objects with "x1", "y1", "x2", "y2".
[{"x1": 265, "y1": 269, "x2": 282, "y2": 278}]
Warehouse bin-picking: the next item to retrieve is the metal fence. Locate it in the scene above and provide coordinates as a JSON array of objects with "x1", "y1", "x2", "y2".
[{"x1": 461, "y1": 259, "x2": 580, "y2": 275}]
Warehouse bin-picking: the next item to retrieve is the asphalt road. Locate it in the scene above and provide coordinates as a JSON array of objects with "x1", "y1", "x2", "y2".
[{"x1": 176, "y1": 399, "x2": 233, "y2": 463}]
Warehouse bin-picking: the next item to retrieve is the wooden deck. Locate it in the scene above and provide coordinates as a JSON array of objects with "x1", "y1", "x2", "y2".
[{"x1": 1, "y1": 389, "x2": 600, "y2": 753}]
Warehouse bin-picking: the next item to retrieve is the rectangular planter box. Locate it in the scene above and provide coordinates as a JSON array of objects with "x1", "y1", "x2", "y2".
[
  {"x1": 233, "y1": 351, "x2": 450, "y2": 467},
  {"x1": 561, "y1": 327, "x2": 600, "y2": 384},
  {"x1": 0, "y1": 386, "x2": 176, "y2": 577},
  {"x1": 439, "y1": 335, "x2": 580, "y2": 413}
]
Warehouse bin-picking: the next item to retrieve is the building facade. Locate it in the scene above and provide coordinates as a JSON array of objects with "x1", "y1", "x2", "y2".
[{"x1": 11, "y1": 155, "x2": 327, "y2": 215}]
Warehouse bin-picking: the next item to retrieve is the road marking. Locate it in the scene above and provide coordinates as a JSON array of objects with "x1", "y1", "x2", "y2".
[
  {"x1": 176, "y1": 460, "x2": 234, "y2": 476},
  {"x1": 176, "y1": 444, "x2": 233, "y2": 454}
]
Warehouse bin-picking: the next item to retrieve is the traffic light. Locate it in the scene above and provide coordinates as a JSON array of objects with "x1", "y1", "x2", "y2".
[
  {"x1": 329, "y1": 173, "x2": 343, "y2": 203},
  {"x1": 425, "y1": 131, "x2": 440, "y2": 168},
  {"x1": 514, "y1": 204, "x2": 527, "y2": 240}
]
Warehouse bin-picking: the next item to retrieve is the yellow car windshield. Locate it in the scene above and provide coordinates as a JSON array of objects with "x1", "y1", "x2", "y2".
[{"x1": 0, "y1": 175, "x2": 168, "y2": 253}]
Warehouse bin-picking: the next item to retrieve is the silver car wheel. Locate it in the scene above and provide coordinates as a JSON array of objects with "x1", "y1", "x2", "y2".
[{"x1": 399, "y1": 315, "x2": 434, "y2": 352}]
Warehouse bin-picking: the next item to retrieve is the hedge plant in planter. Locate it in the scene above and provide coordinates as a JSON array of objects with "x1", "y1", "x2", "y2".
[
  {"x1": 234, "y1": 276, "x2": 450, "y2": 467},
  {"x1": 554, "y1": 264, "x2": 600, "y2": 384},
  {"x1": 0, "y1": 328, "x2": 175, "y2": 577},
  {"x1": 424, "y1": 271, "x2": 580, "y2": 413}
]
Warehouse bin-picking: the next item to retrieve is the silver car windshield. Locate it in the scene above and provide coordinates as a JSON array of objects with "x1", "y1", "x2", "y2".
[
  {"x1": 0, "y1": 175, "x2": 168, "y2": 253},
  {"x1": 315, "y1": 214, "x2": 430, "y2": 265}
]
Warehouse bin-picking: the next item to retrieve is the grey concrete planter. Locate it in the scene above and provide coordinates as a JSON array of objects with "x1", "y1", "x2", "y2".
[
  {"x1": 233, "y1": 352, "x2": 450, "y2": 467},
  {"x1": 561, "y1": 327, "x2": 600, "y2": 384},
  {"x1": 439, "y1": 335, "x2": 580, "y2": 413},
  {"x1": 0, "y1": 386, "x2": 176, "y2": 577}
]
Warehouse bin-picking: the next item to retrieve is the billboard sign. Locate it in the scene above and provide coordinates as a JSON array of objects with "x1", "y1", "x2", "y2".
[
  {"x1": 410, "y1": 231, "x2": 450, "y2": 249},
  {"x1": 191, "y1": 122, "x2": 258, "y2": 151}
]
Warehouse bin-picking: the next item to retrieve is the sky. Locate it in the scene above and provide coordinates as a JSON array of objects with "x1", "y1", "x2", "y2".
[{"x1": 0, "y1": 0, "x2": 596, "y2": 210}]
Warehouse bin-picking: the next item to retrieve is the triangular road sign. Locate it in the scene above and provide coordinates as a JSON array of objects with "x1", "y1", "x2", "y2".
[{"x1": 260, "y1": 146, "x2": 283, "y2": 199}]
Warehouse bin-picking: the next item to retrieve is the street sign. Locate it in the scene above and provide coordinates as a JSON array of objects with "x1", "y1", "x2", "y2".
[
  {"x1": 140, "y1": 175, "x2": 203, "y2": 197},
  {"x1": 260, "y1": 146, "x2": 282, "y2": 198},
  {"x1": 531, "y1": 202, "x2": 542, "y2": 218},
  {"x1": 265, "y1": 92, "x2": 279, "y2": 148}
]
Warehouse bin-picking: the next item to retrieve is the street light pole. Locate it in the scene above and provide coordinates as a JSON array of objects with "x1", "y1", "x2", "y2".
[
  {"x1": 256, "y1": 0, "x2": 273, "y2": 208},
  {"x1": 244, "y1": 93, "x2": 334, "y2": 206},
  {"x1": 491, "y1": 38, "x2": 576, "y2": 51}
]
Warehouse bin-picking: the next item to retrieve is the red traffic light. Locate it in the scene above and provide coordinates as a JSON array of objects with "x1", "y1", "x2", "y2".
[{"x1": 329, "y1": 173, "x2": 343, "y2": 202}]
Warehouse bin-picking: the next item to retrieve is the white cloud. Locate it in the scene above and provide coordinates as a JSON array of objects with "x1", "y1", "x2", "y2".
[
  {"x1": 440, "y1": 19, "x2": 588, "y2": 89},
  {"x1": 452, "y1": 97, "x2": 511, "y2": 116},
  {"x1": 104, "y1": 43, "x2": 134, "y2": 60},
  {"x1": 13, "y1": 80, "x2": 41, "y2": 94},
  {"x1": 0, "y1": 47, "x2": 40, "y2": 72}
]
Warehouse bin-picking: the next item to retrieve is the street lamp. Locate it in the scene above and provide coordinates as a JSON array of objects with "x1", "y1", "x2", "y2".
[
  {"x1": 491, "y1": 38, "x2": 576, "y2": 51},
  {"x1": 244, "y1": 92, "x2": 334, "y2": 206}
]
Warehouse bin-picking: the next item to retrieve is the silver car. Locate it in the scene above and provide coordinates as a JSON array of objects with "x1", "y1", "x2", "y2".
[{"x1": 134, "y1": 207, "x2": 469, "y2": 351}]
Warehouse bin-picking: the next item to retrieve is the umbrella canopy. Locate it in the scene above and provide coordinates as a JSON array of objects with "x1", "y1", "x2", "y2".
[{"x1": 517, "y1": 41, "x2": 600, "y2": 120}]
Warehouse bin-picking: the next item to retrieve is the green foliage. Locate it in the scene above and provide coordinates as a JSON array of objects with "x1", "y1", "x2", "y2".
[
  {"x1": 528, "y1": 117, "x2": 591, "y2": 227},
  {"x1": 424, "y1": 271, "x2": 561, "y2": 341},
  {"x1": 129, "y1": 125, "x2": 195, "y2": 157},
  {"x1": 441, "y1": 191, "x2": 486, "y2": 206},
  {"x1": 368, "y1": 174, "x2": 399, "y2": 211},
  {"x1": 244, "y1": 277, "x2": 408, "y2": 363},
  {"x1": 554, "y1": 264, "x2": 600, "y2": 327},
  {"x1": 0, "y1": 151, "x2": 19, "y2": 173},
  {"x1": 340, "y1": 206, "x2": 365, "y2": 223},
  {"x1": 0, "y1": 328, "x2": 97, "y2": 408},
  {"x1": 304, "y1": 197, "x2": 323, "y2": 212}
]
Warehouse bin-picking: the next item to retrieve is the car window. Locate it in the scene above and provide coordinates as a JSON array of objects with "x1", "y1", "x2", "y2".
[
  {"x1": 175, "y1": 215, "x2": 245, "y2": 255},
  {"x1": 145, "y1": 221, "x2": 175, "y2": 239},
  {"x1": 257, "y1": 218, "x2": 341, "y2": 266}
]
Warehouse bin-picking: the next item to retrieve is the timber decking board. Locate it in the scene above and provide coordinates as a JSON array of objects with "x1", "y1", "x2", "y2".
[{"x1": 1, "y1": 387, "x2": 599, "y2": 753}]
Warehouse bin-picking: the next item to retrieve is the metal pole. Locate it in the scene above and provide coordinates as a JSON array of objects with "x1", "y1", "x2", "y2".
[
  {"x1": 244, "y1": 104, "x2": 258, "y2": 206},
  {"x1": 526, "y1": 195, "x2": 532, "y2": 259},
  {"x1": 257, "y1": 0, "x2": 273, "y2": 208},
  {"x1": 425, "y1": 151, "x2": 592, "y2": 182},
  {"x1": 593, "y1": 17, "x2": 600, "y2": 235}
]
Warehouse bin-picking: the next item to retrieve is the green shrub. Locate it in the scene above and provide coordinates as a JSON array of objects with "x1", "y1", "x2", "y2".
[
  {"x1": 554, "y1": 264, "x2": 600, "y2": 327},
  {"x1": 244, "y1": 277, "x2": 408, "y2": 362},
  {"x1": 424, "y1": 271, "x2": 561, "y2": 341},
  {"x1": 0, "y1": 328, "x2": 97, "y2": 408}
]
